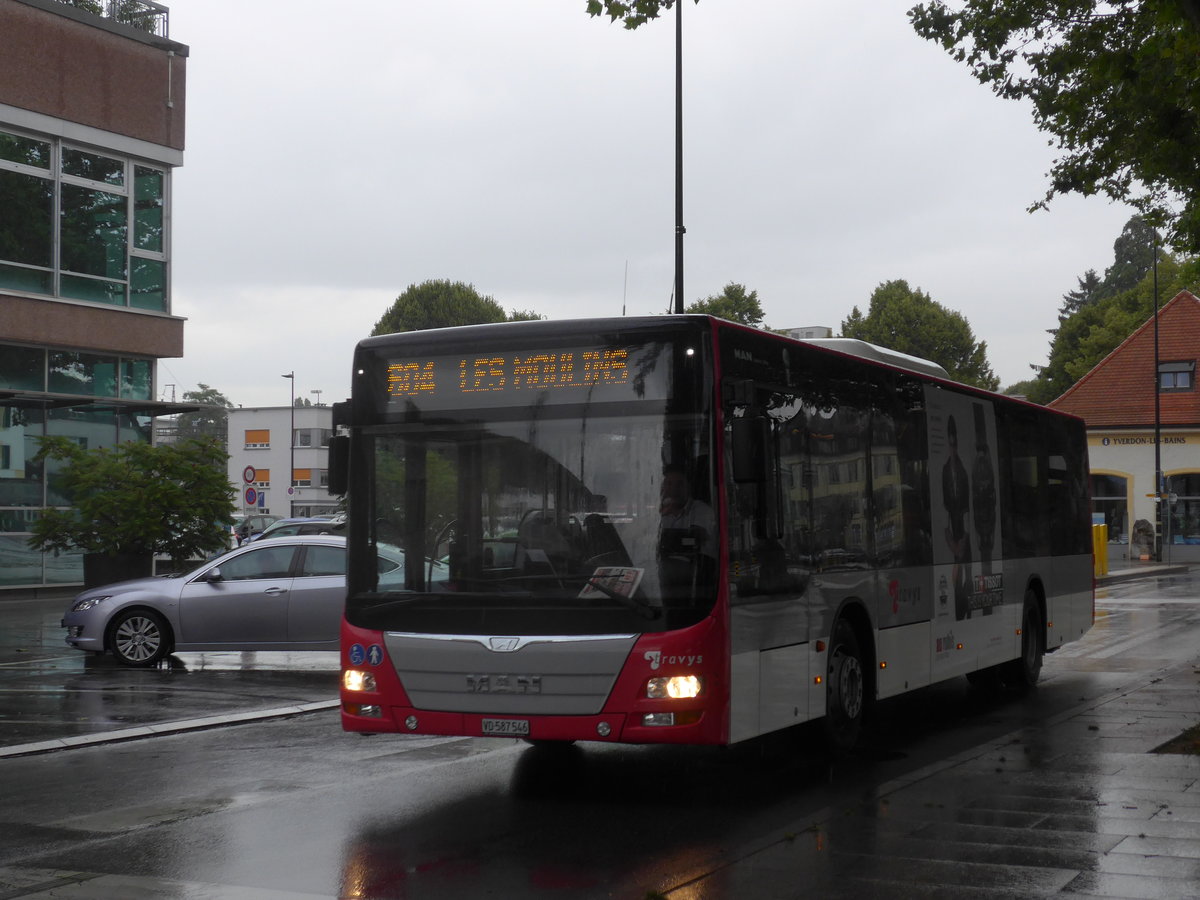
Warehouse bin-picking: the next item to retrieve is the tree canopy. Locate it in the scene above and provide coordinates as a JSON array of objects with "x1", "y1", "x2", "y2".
[
  {"x1": 1022, "y1": 243, "x2": 1197, "y2": 404},
  {"x1": 30, "y1": 436, "x2": 235, "y2": 564},
  {"x1": 841, "y1": 280, "x2": 999, "y2": 390},
  {"x1": 586, "y1": 0, "x2": 697, "y2": 29},
  {"x1": 684, "y1": 282, "x2": 765, "y2": 327},
  {"x1": 908, "y1": 0, "x2": 1200, "y2": 252},
  {"x1": 371, "y1": 280, "x2": 540, "y2": 336},
  {"x1": 174, "y1": 384, "x2": 234, "y2": 448},
  {"x1": 1016, "y1": 215, "x2": 1193, "y2": 403}
]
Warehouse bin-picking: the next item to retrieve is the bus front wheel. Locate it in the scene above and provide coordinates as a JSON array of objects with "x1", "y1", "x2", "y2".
[
  {"x1": 824, "y1": 619, "x2": 865, "y2": 752},
  {"x1": 1004, "y1": 590, "x2": 1044, "y2": 690}
]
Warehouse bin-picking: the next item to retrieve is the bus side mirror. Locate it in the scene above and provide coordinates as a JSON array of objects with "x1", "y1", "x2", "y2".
[
  {"x1": 328, "y1": 434, "x2": 349, "y2": 496},
  {"x1": 731, "y1": 416, "x2": 769, "y2": 483}
]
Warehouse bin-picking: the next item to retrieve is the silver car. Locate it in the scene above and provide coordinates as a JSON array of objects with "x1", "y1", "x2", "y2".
[{"x1": 61, "y1": 535, "x2": 403, "y2": 667}]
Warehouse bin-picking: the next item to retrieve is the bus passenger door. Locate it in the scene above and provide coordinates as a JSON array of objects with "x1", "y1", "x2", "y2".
[{"x1": 726, "y1": 389, "x2": 814, "y2": 742}]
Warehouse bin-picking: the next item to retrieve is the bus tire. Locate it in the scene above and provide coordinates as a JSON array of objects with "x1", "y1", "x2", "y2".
[
  {"x1": 1004, "y1": 590, "x2": 1044, "y2": 690},
  {"x1": 824, "y1": 618, "x2": 865, "y2": 752}
]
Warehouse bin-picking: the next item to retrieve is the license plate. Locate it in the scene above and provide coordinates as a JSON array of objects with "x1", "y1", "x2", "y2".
[{"x1": 481, "y1": 718, "x2": 529, "y2": 736}]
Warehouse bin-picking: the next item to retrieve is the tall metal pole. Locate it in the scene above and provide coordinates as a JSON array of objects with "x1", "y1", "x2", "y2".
[
  {"x1": 673, "y1": 0, "x2": 685, "y2": 314},
  {"x1": 1152, "y1": 235, "x2": 1163, "y2": 562},
  {"x1": 282, "y1": 372, "x2": 295, "y2": 517}
]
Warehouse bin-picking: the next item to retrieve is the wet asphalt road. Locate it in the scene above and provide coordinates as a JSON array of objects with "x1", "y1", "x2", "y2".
[{"x1": 0, "y1": 572, "x2": 1198, "y2": 898}]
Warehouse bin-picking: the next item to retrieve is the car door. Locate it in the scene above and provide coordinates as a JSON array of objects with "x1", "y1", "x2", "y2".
[
  {"x1": 287, "y1": 543, "x2": 346, "y2": 644},
  {"x1": 177, "y1": 543, "x2": 298, "y2": 645}
]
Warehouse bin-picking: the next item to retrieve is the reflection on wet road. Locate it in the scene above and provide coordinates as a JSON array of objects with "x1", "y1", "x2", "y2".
[{"x1": 0, "y1": 574, "x2": 1197, "y2": 898}]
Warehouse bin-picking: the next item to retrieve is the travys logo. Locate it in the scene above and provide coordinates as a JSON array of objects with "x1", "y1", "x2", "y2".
[
  {"x1": 888, "y1": 579, "x2": 921, "y2": 614},
  {"x1": 644, "y1": 650, "x2": 703, "y2": 670}
]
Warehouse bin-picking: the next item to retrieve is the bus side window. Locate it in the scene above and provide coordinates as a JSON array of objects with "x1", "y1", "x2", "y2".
[
  {"x1": 883, "y1": 374, "x2": 932, "y2": 568},
  {"x1": 1000, "y1": 409, "x2": 1047, "y2": 558},
  {"x1": 1045, "y1": 418, "x2": 1090, "y2": 556}
]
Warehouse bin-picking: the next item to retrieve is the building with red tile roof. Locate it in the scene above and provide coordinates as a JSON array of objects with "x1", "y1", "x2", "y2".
[{"x1": 1051, "y1": 290, "x2": 1200, "y2": 562}]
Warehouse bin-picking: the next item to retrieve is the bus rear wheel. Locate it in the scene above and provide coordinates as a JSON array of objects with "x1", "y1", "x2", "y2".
[
  {"x1": 824, "y1": 619, "x2": 865, "y2": 752},
  {"x1": 1004, "y1": 590, "x2": 1044, "y2": 690}
]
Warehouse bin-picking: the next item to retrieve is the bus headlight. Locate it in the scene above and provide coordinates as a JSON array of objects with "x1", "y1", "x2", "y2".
[
  {"x1": 646, "y1": 675, "x2": 703, "y2": 699},
  {"x1": 342, "y1": 669, "x2": 377, "y2": 692}
]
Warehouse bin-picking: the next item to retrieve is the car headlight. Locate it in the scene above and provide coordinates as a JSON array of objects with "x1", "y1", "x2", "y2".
[{"x1": 71, "y1": 595, "x2": 111, "y2": 613}]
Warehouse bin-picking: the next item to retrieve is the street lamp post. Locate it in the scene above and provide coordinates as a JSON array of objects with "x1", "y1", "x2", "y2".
[
  {"x1": 1152, "y1": 235, "x2": 1163, "y2": 562},
  {"x1": 282, "y1": 372, "x2": 295, "y2": 517},
  {"x1": 673, "y1": 0, "x2": 684, "y2": 315},
  {"x1": 310, "y1": 389, "x2": 323, "y2": 407}
]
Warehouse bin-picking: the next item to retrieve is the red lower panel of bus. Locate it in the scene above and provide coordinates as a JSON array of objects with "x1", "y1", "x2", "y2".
[
  {"x1": 340, "y1": 617, "x2": 728, "y2": 745},
  {"x1": 342, "y1": 704, "x2": 718, "y2": 745}
]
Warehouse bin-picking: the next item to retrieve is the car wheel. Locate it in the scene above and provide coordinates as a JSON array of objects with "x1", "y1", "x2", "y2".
[{"x1": 108, "y1": 609, "x2": 171, "y2": 667}]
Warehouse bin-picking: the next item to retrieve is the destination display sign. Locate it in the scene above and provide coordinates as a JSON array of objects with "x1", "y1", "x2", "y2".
[{"x1": 380, "y1": 342, "x2": 672, "y2": 409}]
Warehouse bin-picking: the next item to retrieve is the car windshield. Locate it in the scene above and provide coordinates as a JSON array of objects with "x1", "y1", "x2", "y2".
[{"x1": 347, "y1": 412, "x2": 717, "y2": 636}]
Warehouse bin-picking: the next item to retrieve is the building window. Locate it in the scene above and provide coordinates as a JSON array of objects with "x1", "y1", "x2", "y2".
[
  {"x1": 0, "y1": 128, "x2": 169, "y2": 311},
  {"x1": 1167, "y1": 473, "x2": 1200, "y2": 546},
  {"x1": 244, "y1": 429, "x2": 270, "y2": 449},
  {"x1": 293, "y1": 468, "x2": 312, "y2": 487},
  {"x1": 1159, "y1": 361, "x2": 1195, "y2": 392},
  {"x1": 1091, "y1": 474, "x2": 1128, "y2": 546},
  {"x1": 1, "y1": 343, "x2": 152, "y2": 399}
]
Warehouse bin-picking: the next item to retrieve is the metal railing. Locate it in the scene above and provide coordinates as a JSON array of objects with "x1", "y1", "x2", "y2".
[{"x1": 54, "y1": 0, "x2": 169, "y2": 39}]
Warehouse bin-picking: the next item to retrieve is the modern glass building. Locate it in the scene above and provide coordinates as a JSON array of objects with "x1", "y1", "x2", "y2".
[{"x1": 1, "y1": 0, "x2": 190, "y2": 591}]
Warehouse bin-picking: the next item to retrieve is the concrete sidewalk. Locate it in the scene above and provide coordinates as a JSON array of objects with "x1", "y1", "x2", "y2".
[
  {"x1": 701, "y1": 657, "x2": 1200, "y2": 898},
  {"x1": 1097, "y1": 562, "x2": 1190, "y2": 585}
]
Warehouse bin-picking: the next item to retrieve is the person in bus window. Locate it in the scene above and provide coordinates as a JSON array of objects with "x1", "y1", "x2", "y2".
[
  {"x1": 941, "y1": 415, "x2": 972, "y2": 619},
  {"x1": 657, "y1": 464, "x2": 717, "y2": 600},
  {"x1": 658, "y1": 464, "x2": 716, "y2": 555}
]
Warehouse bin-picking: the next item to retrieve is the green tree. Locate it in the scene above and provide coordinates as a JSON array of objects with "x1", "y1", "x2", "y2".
[
  {"x1": 1098, "y1": 216, "x2": 1159, "y2": 299},
  {"x1": 908, "y1": 1, "x2": 1200, "y2": 251},
  {"x1": 1058, "y1": 269, "x2": 1103, "y2": 323},
  {"x1": 586, "y1": 0, "x2": 697, "y2": 29},
  {"x1": 1026, "y1": 253, "x2": 1198, "y2": 403},
  {"x1": 685, "y1": 282, "x2": 765, "y2": 327},
  {"x1": 841, "y1": 280, "x2": 999, "y2": 390},
  {"x1": 30, "y1": 436, "x2": 235, "y2": 565},
  {"x1": 1026, "y1": 217, "x2": 1178, "y2": 402},
  {"x1": 174, "y1": 384, "x2": 234, "y2": 447},
  {"x1": 371, "y1": 279, "x2": 540, "y2": 336},
  {"x1": 507, "y1": 308, "x2": 545, "y2": 322}
]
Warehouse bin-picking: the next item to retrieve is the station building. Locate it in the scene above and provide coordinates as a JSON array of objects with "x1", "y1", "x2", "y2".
[
  {"x1": 1051, "y1": 289, "x2": 1200, "y2": 563},
  {"x1": 0, "y1": 0, "x2": 190, "y2": 591}
]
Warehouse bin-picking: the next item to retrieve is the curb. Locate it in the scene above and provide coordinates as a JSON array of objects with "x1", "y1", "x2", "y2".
[
  {"x1": 1096, "y1": 563, "x2": 1189, "y2": 586},
  {"x1": 0, "y1": 699, "x2": 339, "y2": 760}
]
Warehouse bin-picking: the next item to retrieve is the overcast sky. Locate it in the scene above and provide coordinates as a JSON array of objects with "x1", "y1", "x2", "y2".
[{"x1": 158, "y1": 0, "x2": 1135, "y2": 409}]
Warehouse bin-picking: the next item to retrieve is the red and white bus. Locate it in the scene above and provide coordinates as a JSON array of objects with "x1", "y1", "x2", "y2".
[{"x1": 331, "y1": 315, "x2": 1093, "y2": 749}]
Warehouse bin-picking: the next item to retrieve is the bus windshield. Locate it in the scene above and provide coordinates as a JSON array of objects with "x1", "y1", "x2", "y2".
[{"x1": 346, "y1": 411, "x2": 718, "y2": 637}]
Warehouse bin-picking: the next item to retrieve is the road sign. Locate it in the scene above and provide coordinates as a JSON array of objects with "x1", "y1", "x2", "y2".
[
  {"x1": 245, "y1": 487, "x2": 257, "y2": 506},
  {"x1": 242, "y1": 465, "x2": 257, "y2": 484}
]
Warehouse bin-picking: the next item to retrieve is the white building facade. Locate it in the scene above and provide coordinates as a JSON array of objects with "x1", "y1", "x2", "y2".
[{"x1": 226, "y1": 406, "x2": 340, "y2": 519}]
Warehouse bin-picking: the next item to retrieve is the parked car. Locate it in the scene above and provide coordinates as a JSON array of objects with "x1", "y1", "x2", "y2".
[
  {"x1": 229, "y1": 513, "x2": 280, "y2": 546},
  {"x1": 251, "y1": 515, "x2": 343, "y2": 542},
  {"x1": 61, "y1": 535, "x2": 408, "y2": 667}
]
